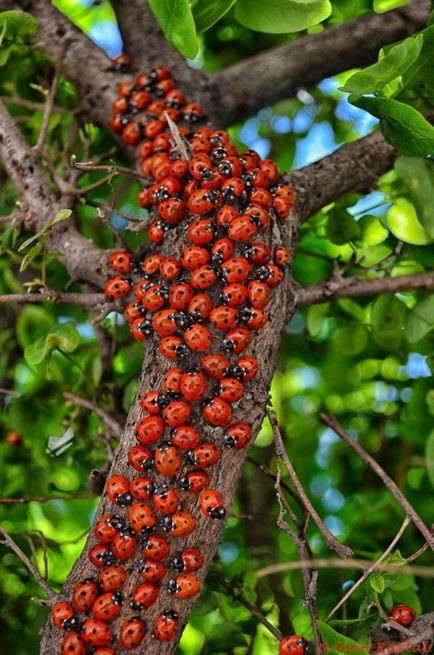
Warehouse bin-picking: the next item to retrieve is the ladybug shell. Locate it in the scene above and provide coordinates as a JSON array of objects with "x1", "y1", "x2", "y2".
[
  {"x1": 132, "y1": 581, "x2": 158, "y2": 609},
  {"x1": 389, "y1": 604, "x2": 416, "y2": 627},
  {"x1": 88, "y1": 544, "x2": 113, "y2": 569},
  {"x1": 242, "y1": 307, "x2": 268, "y2": 331},
  {"x1": 108, "y1": 250, "x2": 133, "y2": 273},
  {"x1": 188, "y1": 293, "x2": 213, "y2": 320},
  {"x1": 172, "y1": 548, "x2": 204, "y2": 573},
  {"x1": 203, "y1": 397, "x2": 232, "y2": 427},
  {"x1": 165, "y1": 512, "x2": 197, "y2": 537},
  {"x1": 209, "y1": 306, "x2": 238, "y2": 331},
  {"x1": 98, "y1": 566, "x2": 127, "y2": 592},
  {"x1": 155, "y1": 444, "x2": 183, "y2": 476},
  {"x1": 129, "y1": 318, "x2": 148, "y2": 342},
  {"x1": 181, "y1": 245, "x2": 209, "y2": 271},
  {"x1": 106, "y1": 475, "x2": 130, "y2": 505},
  {"x1": 158, "y1": 197, "x2": 186, "y2": 224},
  {"x1": 228, "y1": 215, "x2": 257, "y2": 242},
  {"x1": 221, "y1": 283, "x2": 248, "y2": 307},
  {"x1": 142, "y1": 254, "x2": 163, "y2": 276},
  {"x1": 154, "y1": 613, "x2": 178, "y2": 641},
  {"x1": 141, "y1": 284, "x2": 166, "y2": 312},
  {"x1": 199, "y1": 489, "x2": 226, "y2": 519},
  {"x1": 72, "y1": 579, "x2": 99, "y2": 612},
  {"x1": 118, "y1": 618, "x2": 146, "y2": 650},
  {"x1": 246, "y1": 241, "x2": 271, "y2": 265},
  {"x1": 212, "y1": 237, "x2": 235, "y2": 262},
  {"x1": 152, "y1": 309, "x2": 177, "y2": 337},
  {"x1": 273, "y1": 194, "x2": 293, "y2": 219},
  {"x1": 216, "y1": 205, "x2": 238, "y2": 229},
  {"x1": 123, "y1": 302, "x2": 145, "y2": 324},
  {"x1": 187, "y1": 218, "x2": 214, "y2": 245},
  {"x1": 190, "y1": 265, "x2": 217, "y2": 290},
  {"x1": 179, "y1": 469, "x2": 210, "y2": 494},
  {"x1": 237, "y1": 356, "x2": 259, "y2": 381},
  {"x1": 201, "y1": 353, "x2": 230, "y2": 380},
  {"x1": 187, "y1": 443, "x2": 221, "y2": 467},
  {"x1": 162, "y1": 400, "x2": 192, "y2": 427},
  {"x1": 171, "y1": 573, "x2": 201, "y2": 599},
  {"x1": 162, "y1": 367, "x2": 183, "y2": 394},
  {"x1": 139, "y1": 559, "x2": 167, "y2": 582},
  {"x1": 130, "y1": 476, "x2": 154, "y2": 500},
  {"x1": 51, "y1": 601, "x2": 74, "y2": 629},
  {"x1": 128, "y1": 502, "x2": 156, "y2": 532},
  {"x1": 180, "y1": 372, "x2": 207, "y2": 402},
  {"x1": 136, "y1": 415, "x2": 166, "y2": 445},
  {"x1": 274, "y1": 245, "x2": 292, "y2": 267},
  {"x1": 81, "y1": 618, "x2": 112, "y2": 646},
  {"x1": 168, "y1": 282, "x2": 194, "y2": 310},
  {"x1": 224, "y1": 422, "x2": 252, "y2": 449},
  {"x1": 160, "y1": 257, "x2": 182, "y2": 281},
  {"x1": 247, "y1": 280, "x2": 270, "y2": 309},
  {"x1": 104, "y1": 275, "x2": 131, "y2": 300},
  {"x1": 184, "y1": 324, "x2": 212, "y2": 352},
  {"x1": 128, "y1": 445, "x2": 152, "y2": 471},
  {"x1": 61, "y1": 632, "x2": 86, "y2": 655},
  {"x1": 141, "y1": 534, "x2": 170, "y2": 561},
  {"x1": 266, "y1": 264, "x2": 284, "y2": 288},
  {"x1": 218, "y1": 377, "x2": 244, "y2": 402},
  {"x1": 171, "y1": 425, "x2": 201, "y2": 450},
  {"x1": 221, "y1": 257, "x2": 251, "y2": 284},
  {"x1": 224, "y1": 327, "x2": 252, "y2": 354},
  {"x1": 153, "y1": 487, "x2": 180, "y2": 515},
  {"x1": 91, "y1": 592, "x2": 122, "y2": 621},
  {"x1": 159, "y1": 336, "x2": 183, "y2": 361},
  {"x1": 139, "y1": 391, "x2": 160, "y2": 415},
  {"x1": 279, "y1": 635, "x2": 308, "y2": 655},
  {"x1": 112, "y1": 532, "x2": 137, "y2": 560}
]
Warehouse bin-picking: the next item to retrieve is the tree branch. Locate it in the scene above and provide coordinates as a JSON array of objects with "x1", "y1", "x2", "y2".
[
  {"x1": 0, "y1": 291, "x2": 107, "y2": 306},
  {"x1": 0, "y1": 494, "x2": 95, "y2": 505},
  {"x1": 63, "y1": 391, "x2": 123, "y2": 438},
  {"x1": 211, "y1": 0, "x2": 430, "y2": 125},
  {"x1": 296, "y1": 272, "x2": 434, "y2": 307}
]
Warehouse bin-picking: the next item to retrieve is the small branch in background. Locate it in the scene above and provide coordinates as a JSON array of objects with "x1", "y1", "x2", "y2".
[
  {"x1": 320, "y1": 413, "x2": 434, "y2": 551},
  {"x1": 0, "y1": 493, "x2": 96, "y2": 505},
  {"x1": 407, "y1": 526, "x2": 434, "y2": 562},
  {"x1": 246, "y1": 456, "x2": 302, "y2": 514},
  {"x1": 0, "y1": 95, "x2": 67, "y2": 114},
  {"x1": 84, "y1": 200, "x2": 148, "y2": 223},
  {"x1": 96, "y1": 205, "x2": 128, "y2": 248},
  {"x1": 34, "y1": 61, "x2": 63, "y2": 155},
  {"x1": 63, "y1": 392, "x2": 123, "y2": 438},
  {"x1": 70, "y1": 154, "x2": 149, "y2": 182},
  {"x1": 0, "y1": 291, "x2": 107, "y2": 306},
  {"x1": 0, "y1": 527, "x2": 56, "y2": 600},
  {"x1": 326, "y1": 516, "x2": 411, "y2": 621},
  {"x1": 74, "y1": 171, "x2": 118, "y2": 197},
  {"x1": 256, "y1": 558, "x2": 434, "y2": 579}
]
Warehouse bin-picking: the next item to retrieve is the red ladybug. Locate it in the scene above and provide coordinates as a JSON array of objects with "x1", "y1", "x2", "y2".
[
  {"x1": 128, "y1": 502, "x2": 156, "y2": 533},
  {"x1": 187, "y1": 189, "x2": 221, "y2": 215},
  {"x1": 159, "y1": 336, "x2": 183, "y2": 361},
  {"x1": 104, "y1": 275, "x2": 131, "y2": 300},
  {"x1": 247, "y1": 280, "x2": 270, "y2": 308},
  {"x1": 218, "y1": 156, "x2": 242, "y2": 178},
  {"x1": 211, "y1": 237, "x2": 235, "y2": 263},
  {"x1": 154, "y1": 444, "x2": 183, "y2": 476},
  {"x1": 167, "y1": 573, "x2": 201, "y2": 599},
  {"x1": 238, "y1": 307, "x2": 268, "y2": 331},
  {"x1": 112, "y1": 530, "x2": 137, "y2": 560},
  {"x1": 108, "y1": 250, "x2": 133, "y2": 273},
  {"x1": 171, "y1": 425, "x2": 201, "y2": 450},
  {"x1": 137, "y1": 187, "x2": 152, "y2": 208},
  {"x1": 223, "y1": 327, "x2": 252, "y2": 353},
  {"x1": 112, "y1": 53, "x2": 132, "y2": 72},
  {"x1": 94, "y1": 648, "x2": 115, "y2": 655},
  {"x1": 122, "y1": 122, "x2": 143, "y2": 146},
  {"x1": 154, "y1": 610, "x2": 178, "y2": 641},
  {"x1": 129, "y1": 318, "x2": 149, "y2": 342},
  {"x1": 136, "y1": 415, "x2": 166, "y2": 445},
  {"x1": 199, "y1": 489, "x2": 226, "y2": 519},
  {"x1": 203, "y1": 397, "x2": 232, "y2": 427},
  {"x1": 274, "y1": 245, "x2": 292, "y2": 267},
  {"x1": 158, "y1": 197, "x2": 186, "y2": 224},
  {"x1": 190, "y1": 265, "x2": 218, "y2": 290},
  {"x1": 94, "y1": 515, "x2": 124, "y2": 544},
  {"x1": 184, "y1": 102, "x2": 205, "y2": 122},
  {"x1": 132, "y1": 582, "x2": 158, "y2": 610},
  {"x1": 123, "y1": 302, "x2": 145, "y2": 324},
  {"x1": 141, "y1": 254, "x2": 163, "y2": 276},
  {"x1": 153, "y1": 485, "x2": 180, "y2": 515},
  {"x1": 152, "y1": 309, "x2": 177, "y2": 337},
  {"x1": 215, "y1": 205, "x2": 238, "y2": 229},
  {"x1": 279, "y1": 635, "x2": 308, "y2": 655},
  {"x1": 240, "y1": 149, "x2": 260, "y2": 170},
  {"x1": 224, "y1": 423, "x2": 252, "y2": 448},
  {"x1": 171, "y1": 548, "x2": 204, "y2": 573},
  {"x1": 201, "y1": 353, "x2": 230, "y2": 380},
  {"x1": 141, "y1": 534, "x2": 170, "y2": 560},
  {"x1": 71, "y1": 579, "x2": 99, "y2": 612},
  {"x1": 117, "y1": 80, "x2": 133, "y2": 97},
  {"x1": 130, "y1": 476, "x2": 154, "y2": 500},
  {"x1": 250, "y1": 188, "x2": 273, "y2": 208},
  {"x1": 106, "y1": 475, "x2": 131, "y2": 506},
  {"x1": 61, "y1": 632, "x2": 86, "y2": 655},
  {"x1": 131, "y1": 90, "x2": 151, "y2": 111},
  {"x1": 51, "y1": 601, "x2": 74, "y2": 629},
  {"x1": 184, "y1": 324, "x2": 212, "y2": 352},
  {"x1": 188, "y1": 218, "x2": 214, "y2": 245},
  {"x1": 161, "y1": 512, "x2": 197, "y2": 537},
  {"x1": 88, "y1": 544, "x2": 114, "y2": 569},
  {"x1": 168, "y1": 282, "x2": 194, "y2": 310},
  {"x1": 141, "y1": 283, "x2": 167, "y2": 312},
  {"x1": 389, "y1": 604, "x2": 416, "y2": 627},
  {"x1": 137, "y1": 558, "x2": 167, "y2": 583},
  {"x1": 209, "y1": 305, "x2": 238, "y2": 331},
  {"x1": 274, "y1": 182, "x2": 296, "y2": 199},
  {"x1": 188, "y1": 293, "x2": 213, "y2": 320},
  {"x1": 181, "y1": 245, "x2": 210, "y2": 271},
  {"x1": 180, "y1": 371, "x2": 207, "y2": 402},
  {"x1": 148, "y1": 220, "x2": 166, "y2": 243},
  {"x1": 162, "y1": 367, "x2": 183, "y2": 394},
  {"x1": 98, "y1": 566, "x2": 127, "y2": 592},
  {"x1": 221, "y1": 257, "x2": 251, "y2": 284},
  {"x1": 242, "y1": 241, "x2": 271, "y2": 265},
  {"x1": 128, "y1": 445, "x2": 153, "y2": 471},
  {"x1": 185, "y1": 443, "x2": 221, "y2": 467},
  {"x1": 91, "y1": 591, "x2": 123, "y2": 621},
  {"x1": 139, "y1": 391, "x2": 160, "y2": 416},
  {"x1": 237, "y1": 356, "x2": 259, "y2": 381},
  {"x1": 273, "y1": 194, "x2": 293, "y2": 219},
  {"x1": 220, "y1": 283, "x2": 248, "y2": 307},
  {"x1": 228, "y1": 215, "x2": 257, "y2": 242},
  {"x1": 259, "y1": 159, "x2": 279, "y2": 182},
  {"x1": 170, "y1": 158, "x2": 189, "y2": 178},
  {"x1": 179, "y1": 469, "x2": 210, "y2": 494},
  {"x1": 162, "y1": 400, "x2": 192, "y2": 427},
  {"x1": 218, "y1": 377, "x2": 244, "y2": 402},
  {"x1": 160, "y1": 257, "x2": 182, "y2": 281},
  {"x1": 118, "y1": 618, "x2": 146, "y2": 650},
  {"x1": 265, "y1": 264, "x2": 284, "y2": 288},
  {"x1": 81, "y1": 618, "x2": 112, "y2": 646}
]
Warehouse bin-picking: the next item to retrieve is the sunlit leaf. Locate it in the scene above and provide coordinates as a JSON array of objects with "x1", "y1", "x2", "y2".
[
  {"x1": 395, "y1": 156, "x2": 434, "y2": 238},
  {"x1": 386, "y1": 198, "x2": 432, "y2": 245},
  {"x1": 192, "y1": 0, "x2": 235, "y2": 32},
  {"x1": 24, "y1": 322, "x2": 80, "y2": 365},
  {"x1": 406, "y1": 296, "x2": 434, "y2": 343},
  {"x1": 148, "y1": 0, "x2": 199, "y2": 58},
  {"x1": 235, "y1": 0, "x2": 331, "y2": 34},
  {"x1": 18, "y1": 209, "x2": 72, "y2": 252}
]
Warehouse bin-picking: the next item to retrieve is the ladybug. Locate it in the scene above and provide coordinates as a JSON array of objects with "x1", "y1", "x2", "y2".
[
  {"x1": 180, "y1": 371, "x2": 207, "y2": 402},
  {"x1": 188, "y1": 293, "x2": 213, "y2": 320},
  {"x1": 130, "y1": 90, "x2": 151, "y2": 111},
  {"x1": 161, "y1": 512, "x2": 197, "y2": 537},
  {"x1": 123, "y1": 302, "x2": 145, "y2": 324},
  {"x1": 203, "y1": 397, "x2": 232, "y2": 427},
  {"x1": 104, "y1": 275, "x2": 131, "y2": 300},
  {"x1": 274, "y1": 245, "x2": 292, "y2": 267},
  {"x1": 389, "y1": 604, "x2": 416, "y2": 627},
  {"x1": 106, "y1": 475, "x2": 132, "y2": 506},
  {"x1": 181, "y1": 245, "x2": 209, "y2": 271},
  {"x1": 152, "y1": 485, "x2": 180, "y2": 515},
  {"x1": 168, "y1": 282, "x2": 194, "y2": 310},
  {"x1": 141, "y1": 283, "x2": 167, "y2": 312},
  {"x1": 250, "y1": 188, "x2": 273, "y2": 208},
  {"x1": 244, "y1": 204, "x2": 270, "y2": 231},
  {"x1": 190, "y1": 136, "x2": 212, "y2": 155},
  {"x1": 94, "y1": 515, "x2": 124, "y2": 544},
  {"x1": 128, "y1": 501, "x2": 156, "y2": 533},
  {"x1": 222, "y1": 327, "x2": 252, "y2": 353},
  {"x1": 274, "y1": 183, "x2": 295, "y2": 199},
  {"x1": 98, "y1": 566, "x2": 127, "y2": 592},
  {"x1": 141, "y1": 254, "x2": 163, "y2": 276},
  {"x1": 240, "y1": 149, "x2": 260, "y2": 170},
  {"x1": 129, "y1": 318, "x2": 150, "y2": 342},
  {"x1": 136, "y1": 415, "x2": 166, "y2": 445},
  {"x1": 122, "y1": 122, "x2": 143, "y2": 146},
  {"x1": 209, "y1": 305, "x2": 238, "y2": 331},
  {"x1": 201, "y1": 353, "x2": 230, "y2": 380},
  {"x1": 224, "y1": 423, "x2": 252, "y2": 449},
  {"x1": 179, "y1": 469, "x2": 210, "y2": 494},
  {"x1": 187, "y1": 189, "x2": 221, "y2": 215},
  {"x1": 221, "y1": 257, "x2": 251, "y2": 284},
  {"x1": 259, "y1": 159, "x2": 279, "y2": 182},
  {"x1": 215, "y1": 205, "x2": 238, "y2": 229},
  {"x1": 148, "y1": 220, "x2": 166, "y2": 243},
  {"x1": 71, "y1": 582, "x2": 98, "y2": 618},
  {"x1": 238, "y1": 307, "x2": 268, "y2": 331},
  {"x1": 51, "y1": 602, "x2": 74, "y2": 629},
  {"x1": 188, "y1": 219, "x2": 214, "y2": 245},
  {"x1": 128, "y1": 445, "x2": 153, "y2": 471},
  {"x1": 159, "y1": 335, "x2": 184, "y2": 361},
  {"x1": 81, "y1": 618, "x2": 112, "y2": 646},
  {"x1": 117, "y1": 81, "x2": 134, "y2": 97},
  {"x1": 184, "y1": 324, "x2": 212, "y2": 352},
  {"x1": 171, "y1": 425, "x2": 201, "y2": 450},
  {"x1": 93, "y1": 648, "x2": 116, "y2": 655},
  {"x1": 170, "y1": 158, "x2": 189, "y2": 178},
  {"x1": 145, "y1": 118, "x2": 165, "y2": 139},
  {"x1": 211, "y1": 237, "x2": 235, "y2": 263},
  {"x1": 160, "y1": 257, "x2": 182, "y2": 281},
  {"x1": 158, "y1": 197, "x2": 186, "y2": 224},
  {"x1": 170, "y1": 548, "x2": 204, "y2": 573},
  {"x1": 242, "y1": 241, "x2": 271, "y2": 265},
  {"x1": 265, "y1": 264, "x2": 284, "y2": 288},
  {"x1": 243, "y1": 168, "x2": 269, "y2": 191},
  {"x1": 111, "y1": 53, "x2": 132, "y2": 72},
  {"x1": 108, "y1": 250, "x2": 133, "y2": 273},
  {"x1": 185, "y1": 443, "x2": 221, "y2": 467},
  {"x1": 199, "y1": 489, "x2": 226, "y2": 519},
  {"x1": 162, "y1": 400, "x2": 192, "y2": 427},
  {"x1": 112, "y1": 530, "x2": 137, "y2": 560},
  {"x1": 152, "y1": 309, "x2": 177, "y2": 337},
  {"x1": 247, "y1": 280, "x2": 270, "y2": 309},
  {"x1": 88, "y1": 544, "x2": 115, "y2": 569},
  {"x1": 167, "y1": 573, "x2": 201, "y2": 599},
  {"x1": 154, "y1": 443, "x2": 183, "y2": 476},
  {"x1": 202, "y1": 168, "x2": 224, "y2": 191},
  {"x1": 60, "y1": 632, "x2": 86, "y2": 655},
  {"x1": 190, "y1": 265, "x2": 218, "y2": 290},
  {"x1": 228, "y1": 215, "x2": 257, "y2": 242},
  {"x1": 218, "y1": 156, "x2": 242, "y2": 178},
  {"x1": 154, "y1": 610, "x2": 178, "y2": 641},
  {"x1": 91, "y1": 591, "x2": 123, "y2": 621},
  {"x1": 132, "y1": 582, "x2": 158, "y2": 610},
  {"x1": 217, "y1": 377, "x2": 244, "y2": 402},
  {"x1": 118, "y1": 618, "x2": 146, "y2": 650},
  {"x1": 220, "y1": 283, "x2": 248, "y2": 307},
  {"x1": 130, "y1": 476, "x2": 154, "y2": 500},
  {"x1": 139, "y1": 391, "x2": 160, "y2": 416},
  {"x1": 141, "y1": 534, "x2": 170, "y2": 560},
  {"x1": 137, "y1": 558, "x2": 167, "y2": 583},
  {"x1": 149, "y1": 65, "x2": 171, "y2": 81},
  {"x1": 273, "y1": 194, "x2": 293, "y2": 219},
  {"x1": 189, "y1": 155, "x2": 210, "y2": 180},
  {"x1": 279, "y1": 635, "x2": 308, "y2": 655},
  {"x1": 210, "y1": 129, "x2": 230, "y2": 146},
  {"x1": 162, "y1": 367, "x2": 183, "y2": 394},
  {"x1": 183, "y1": 102, "x2": 205, "y2": 122}
]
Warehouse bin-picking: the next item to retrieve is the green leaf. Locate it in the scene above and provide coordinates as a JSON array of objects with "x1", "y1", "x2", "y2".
[
  {"x1": 386, "y1": 198, "x2": 432, "y2": 245},
  {"x1": 192, "y1": 0, "x2": 235, "y2": 32},
  {"x1": 371, "y1": 294, "x2": 407, "y2": 350},
  {"x1": 203, "y1": 623, "x2": 246, "y2": 653},
  {"x1": 0, "y1": 44, "x2": 12, "y2": 66},
  {"x1": 318, "y1": 621, "x2": 368, "y2": 655},
  {"x1": 353, "y1": 95, "x2": 434, "y2": 157},
  {"x1": 370, "y1": 573, "x2": 385, "y2": 593},
  {"x1": 373, "y1": 0, "x2": 411, "y2": 11},
  {"x1": 0, "y1": 10, "x2": 38, "y2": 41},
  {"x1": 234, "y1": 0, "x2": 331, "y2": 34},
  {"x1": 358, "y1": 215, "x2": 389, "y2": 245},
  {"x1": 406, "y1": 296, "x2": 434, "y2": 343},
  {"x1": 426, "y1": 429, "x2": 434, "y2": 489},
  {"x1": 395, "y1": 156, "x2": 434, "y2": 238},
  {"x1": 24, "y1": 322, "x2": 80, "y2": 365},
  {"x1": 327, "y1": 209, "x2": 360, "y2": 245},
  {"x1": 148, "y1": 0, "x2": 199, "y2": 58},
  {"x1": 19, "y1": 242, "x2": 42, "y2": 272},
  {"x1": 18, "y1": 209, "x2": 72, "y2": 252},
  {"x1": 1, "y1": 226, "x2": 18, "y2": 250}
]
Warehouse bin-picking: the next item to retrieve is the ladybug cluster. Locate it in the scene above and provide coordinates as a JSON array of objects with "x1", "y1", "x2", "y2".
[{"x1": 51, "y1": 59, "x2": 296, "y2": 654}]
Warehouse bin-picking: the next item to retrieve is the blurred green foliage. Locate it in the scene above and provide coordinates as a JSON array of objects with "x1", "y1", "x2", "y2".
[{"x1": 0, "y1": 1, "x2": 433, "y2": 654}]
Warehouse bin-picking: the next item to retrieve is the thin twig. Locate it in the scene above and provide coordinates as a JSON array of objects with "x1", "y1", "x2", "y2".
[
  {"x1": 326, "y1": 516, "x2": 411, "y2": 621},
  {"x1": 0, "y1": 527, "x2": 56, "y2": 599},
  {"x1": 0, "y1": 493, "x2": 95, "y2": 505},
  {"x1": 63, "y1": 392, "x2": 123, "y2": 438},
  {"x1": 70, "y1": 155, "x2": 148, "y2": 181},
  {"x1": 34, "y1": 64, "x2": 62, "y2": 155},
  {"x1": 0, "y1": 95, "x2": 67, "y2": 114},
  {"x1": 75, "y1": 171, "x2": 118, "y2": 196},
  {"x1": 84, "y1": 199, "x2": 149, "y2": 223},
  {"x1": 0, "y1": 291, "x2": 108, "y2": 306},
  {"x1": 256, "y1": 558, "x2": 434, "y2": 579},
  {"x1": 320, "y1": 413, "x2": 434, "y2": 551},
  {"x1": 96, "y1": 205, "x2": 128, "y2": 248}
]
